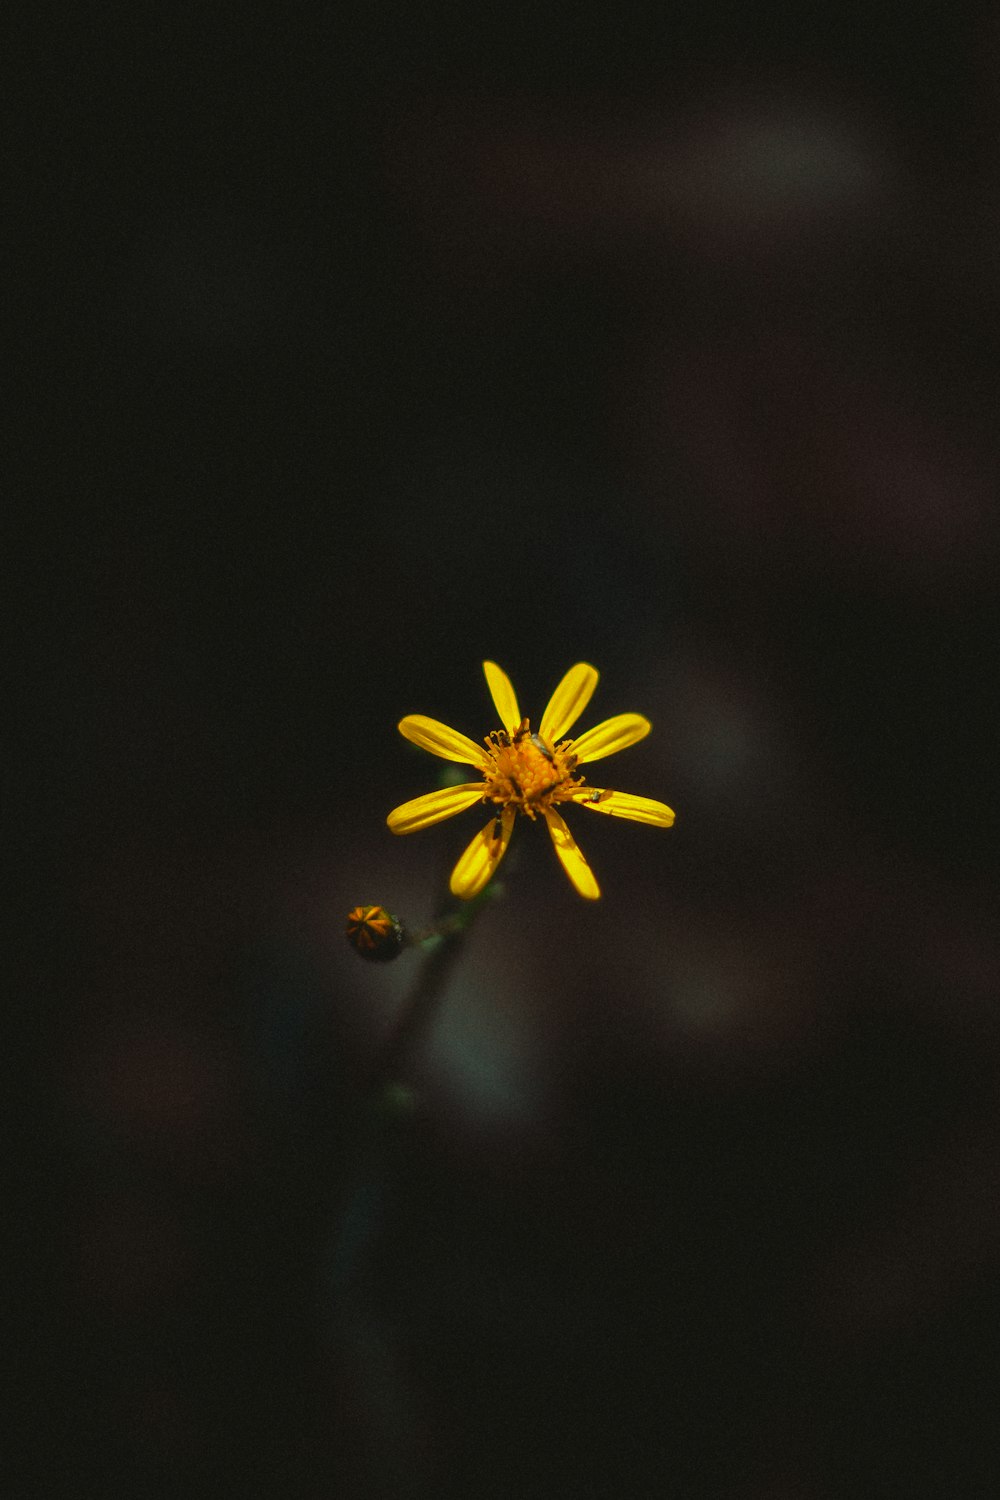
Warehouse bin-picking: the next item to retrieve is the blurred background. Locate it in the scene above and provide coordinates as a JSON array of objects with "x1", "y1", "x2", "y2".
[{"x1": 15, "y1": 3, "x2": 1000, "y2": 1495}]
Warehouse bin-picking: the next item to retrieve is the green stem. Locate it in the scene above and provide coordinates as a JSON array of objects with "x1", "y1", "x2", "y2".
[
  {"x1": 333, "y1": 882, "x2": 501, "y2": 1296},
  {"x1": 368, "y1": 879, "x2": 501, "y2": 1096}
]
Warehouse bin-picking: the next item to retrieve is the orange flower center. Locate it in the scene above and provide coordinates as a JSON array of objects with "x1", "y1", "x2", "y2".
[{"x1": 480, "y1": 720, "x2": 585, "y2": 818}]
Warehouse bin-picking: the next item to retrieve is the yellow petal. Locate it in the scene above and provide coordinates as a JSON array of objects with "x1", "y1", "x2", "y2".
[
  {"x1": 398, "y1": 715, "x2": 486, "y2": 766},
  {"x1": 539, "y1": 662, "x2": 599, "y2": 743},
  {"x1": 569, "y1": 713, "x2": 651, "y2": 764},
  {"x1": 482, "y1": 661, "x2": 521, "y2": 733},
  {"x1": 449, "y1": 806, "x2": 516, "y2": 900},
  {"x1": 543, "y1": 808, "x2": 600, "y2": 900},
  {"x1": 571, "y1": 788, "x2": 675, "y2": 827},
  {"x1": 387, "y1": 783, "x2": 485, "y2": 834}
]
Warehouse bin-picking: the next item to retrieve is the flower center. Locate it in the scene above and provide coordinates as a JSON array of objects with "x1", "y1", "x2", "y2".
[{"x1": 480, "y1": 720, "x2": 585, "y2": 818}]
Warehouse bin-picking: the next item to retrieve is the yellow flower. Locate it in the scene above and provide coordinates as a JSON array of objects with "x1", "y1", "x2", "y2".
[{"x1": 387, "y1": 662, "x2": 675, "y2": 901}]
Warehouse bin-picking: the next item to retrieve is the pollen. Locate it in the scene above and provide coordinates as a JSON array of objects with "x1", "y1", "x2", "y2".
[{"x1": 480, "y1": 720, "x2": 585, "y2": 818}]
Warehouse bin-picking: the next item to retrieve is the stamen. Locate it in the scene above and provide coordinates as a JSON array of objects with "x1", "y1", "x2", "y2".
[{"x1": 480, "y1": 721, "x2": 586, "y2": 819}]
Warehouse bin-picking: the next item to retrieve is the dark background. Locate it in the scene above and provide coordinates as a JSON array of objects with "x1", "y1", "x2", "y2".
[{"x1": 15, "y1": 4, "x2": 1000, "y2": 1496}]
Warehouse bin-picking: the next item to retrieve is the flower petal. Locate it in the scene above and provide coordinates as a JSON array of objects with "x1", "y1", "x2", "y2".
[
  {"x1": 387, "y1": 783, "x2": 485, "y2": 834},
  {"x1": 569, "y1": 713, "x2": 651, "y2": 764},
  {"x1": 571, "y1": 788, "x2": 675, "y2": 827},
  {"x1": 449, "y1": 806, "x2": 516, "y2": 900},
  {"x1": 482, "y1": 661, "x2": 521, "y2": 733},
  {"x1": 398, "y1": 715, "x2": 486, "y2": 766},
  {"x1": 539, "y1": 662, "x2": 599, "y2": 744},
  {"x1": 543, "y1": 808, "x2": 600, "y2": 900}
]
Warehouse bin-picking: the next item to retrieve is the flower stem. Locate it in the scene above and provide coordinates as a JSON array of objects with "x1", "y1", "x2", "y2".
[
  {"x1": 368, "y1": 879, "x2": 500, "y2": 1095},
  {"x1": 331, "y1": 881, "x2": 502, "y2": 1299}
]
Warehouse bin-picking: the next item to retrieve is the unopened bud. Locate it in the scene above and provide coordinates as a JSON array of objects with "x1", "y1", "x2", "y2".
[{"x1": 346, "y1": 904, "x2": 406, "y2": 962}]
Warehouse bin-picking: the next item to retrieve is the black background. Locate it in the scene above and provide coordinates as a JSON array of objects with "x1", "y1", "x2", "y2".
[{"x1": 14, "y1": 4, "x2": 1000, "y2": 1496}]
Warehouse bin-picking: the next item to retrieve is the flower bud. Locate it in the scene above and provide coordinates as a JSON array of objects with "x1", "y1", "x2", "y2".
[{"x1": 346, "y1": 904, "x2": 405, "y2": 962}]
